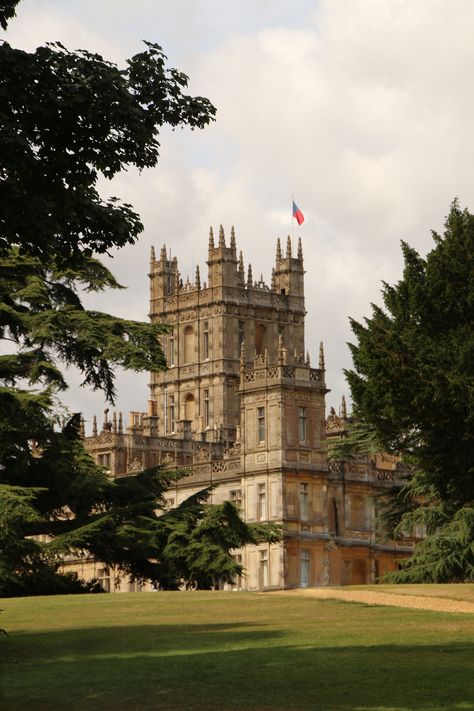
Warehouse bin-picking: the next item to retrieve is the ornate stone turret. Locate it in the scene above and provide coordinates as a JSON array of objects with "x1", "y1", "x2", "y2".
[
  {"x1": 286, "y1": 236, "x2": 292, "y2": 258},
  {"x1": 92, "y1": 415, "x2": 98, "y2": 437},
  {"x1": 297, "y1": 237, "x2": 303, "y2": 260},
  {"x1": 209, "y1": 226, "x2": 214, "y2": 249},
  {"x1": 276, "y1": 237, "x2": 282, "y2": 261},
  {"x1": 230, "y1": 226, "x2": 236, "y2": 255},
  {"x1": 195, "y1": 265, "x2": 201, "y2": 290},
  {"x1": 218, "y1": 224, "x2": 225, "y2": 248},
  {"x1": 319, "y1": 341, "x2": 325, "y2": 371},
  {"x1": 247, "y1": 263, "x2": 253, "y2": 287}
]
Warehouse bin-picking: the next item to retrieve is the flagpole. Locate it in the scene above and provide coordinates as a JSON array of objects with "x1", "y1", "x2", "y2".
[{"x1": 291, "y1": 193, "x2": 294, "y2": 241}]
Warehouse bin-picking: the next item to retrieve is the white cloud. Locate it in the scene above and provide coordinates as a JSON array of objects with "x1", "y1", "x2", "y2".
[{"x1": 5, "y1": 0, "x2": 474, "y2": 423}]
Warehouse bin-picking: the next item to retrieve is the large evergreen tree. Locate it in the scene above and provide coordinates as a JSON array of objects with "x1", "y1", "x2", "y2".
[
  {"x1": 346, "y1": 201, "x2": 474, "y2": 582},
  {"x1": 0, "y1": 2, "x2": 276, "y2": 595}
]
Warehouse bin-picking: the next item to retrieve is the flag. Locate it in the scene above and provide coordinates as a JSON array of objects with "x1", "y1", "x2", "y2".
[{"x1": 292, "y1": 200, "x2": 304, "y2": 225}]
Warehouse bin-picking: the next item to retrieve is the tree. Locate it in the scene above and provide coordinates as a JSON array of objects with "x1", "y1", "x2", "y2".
[
  {"x1": 0, "y1": 2, "x2": 272, "y2": 595},
  {"x1": 0, "y1": 2, "x2": 215, "y2": 267},
  {"x1": 346, "y1": 200, "x2": 474, "y2": 582}
]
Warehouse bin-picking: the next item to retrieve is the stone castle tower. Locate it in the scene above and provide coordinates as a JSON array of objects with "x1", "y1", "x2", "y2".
[{"x1": 76, "y1": 227, "x2": 410, "y2": 592}]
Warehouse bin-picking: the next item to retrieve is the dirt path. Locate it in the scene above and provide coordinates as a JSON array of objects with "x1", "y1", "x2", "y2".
[{"x1": 273, "y1": 588, "x2": 474, "y2": 614}]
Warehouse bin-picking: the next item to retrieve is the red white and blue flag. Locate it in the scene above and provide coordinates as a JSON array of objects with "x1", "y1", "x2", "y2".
[{"x1": 292, "y1": 200, "x2": 304, "y2": 225}]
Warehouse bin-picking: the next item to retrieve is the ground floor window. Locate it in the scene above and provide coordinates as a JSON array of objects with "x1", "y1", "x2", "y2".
[{"x1": 300, "y1": 550, "x2": 310, "y2": 587}]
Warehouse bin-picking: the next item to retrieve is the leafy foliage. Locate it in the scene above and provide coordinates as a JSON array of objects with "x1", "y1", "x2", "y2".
[
  {"x1": 0, "y1": 3, "x2": 268, "y2": 596},
  {"x1": 0, "y1": 19, "x2": 216, "y2": 265},
  {"x1": 346, "y1": 201, "x2": 474, "y2": 581}
]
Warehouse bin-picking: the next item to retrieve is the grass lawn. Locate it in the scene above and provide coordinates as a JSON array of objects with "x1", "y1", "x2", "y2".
[{"x1": 1, "y1": 589, "x2": 473, "y2": 711}]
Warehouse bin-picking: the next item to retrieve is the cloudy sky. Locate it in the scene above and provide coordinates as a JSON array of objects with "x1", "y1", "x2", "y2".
[{"x1": 5, "y1": 0, "x2": 474, "y2": 430}]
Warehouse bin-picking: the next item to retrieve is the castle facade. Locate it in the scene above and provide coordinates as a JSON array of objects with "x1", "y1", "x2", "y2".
[{"x1": 73, "y1": 228, "x2": 411, "y2": 591}]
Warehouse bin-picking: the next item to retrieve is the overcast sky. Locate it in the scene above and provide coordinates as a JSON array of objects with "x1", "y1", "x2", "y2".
[{"x1": 5, "y1": 0, "x2": 474, "y2": 432}]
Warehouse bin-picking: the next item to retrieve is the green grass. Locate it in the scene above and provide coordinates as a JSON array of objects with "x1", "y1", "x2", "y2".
[{"x1": 1, "y1": 590, "x2": 473, "y2": 711}]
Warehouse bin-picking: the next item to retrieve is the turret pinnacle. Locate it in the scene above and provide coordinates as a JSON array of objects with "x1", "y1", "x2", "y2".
[
  {"x1": 150, "y1": 245, "x2": 156, "y2": 265},
  {"x1": 247, "y1": 263, "x2": 253, "y2": 287},
  {"x1": 297, "y1": 237, "x2": 303, "y2": 260},
  {"x1": 160, "y1": 244, "x2": 167, "y2": 261},
  {"x1": 92, "y1": 415, "x2": 98, "y2": 437},
  {"x1": 209, "y1": 226, "x2": 214, "y2": 250},
  {"x1": 79, "y1": 416, "x2": 85, "y2": 438},
  {"x1": 118, "y1": 412, "x2": 123, "y2": 434},
  {"x1": 271, "y1": 267, "x2": 276, "y2": 290},
  {"x1": 276, "y1": 238, "x2": 282, "y2": 260},
  {"x1": 319, "y1": 341, "x2": 325, "y2": 370},
  {"x1": 238, "y1": 250, "x2": 244, "y2": 273},
  {"x1": 112, "y1": 411, "x2": 117, "y2": 433},
  {"x1": 230, "y1": 226, "x2": 236, "y2": 253},
  {"x1": 286, "y1": 236, "x2": 292, "y2": 258},
  {"x1": 219, "y1": 224, "x2": 225, "y2": 247},
  {"x1": 195, "y1": 265, "x2": 201, "y2": 289}
]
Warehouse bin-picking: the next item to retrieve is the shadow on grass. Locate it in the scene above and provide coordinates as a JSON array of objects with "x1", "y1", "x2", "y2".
[{"x1": 2, "y1": 622, "x2": 473, "y2": 711}]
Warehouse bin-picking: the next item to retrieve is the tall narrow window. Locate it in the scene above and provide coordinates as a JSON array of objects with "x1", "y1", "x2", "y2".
[
  {"x1": 257, "y1": 483, "x2": 266, "y2": 520},
  {"x1": 257, "y1": 407, "x2": 266, "y2": 443},
  {"x1": 203, "y1": 389, "x2": 210, "y2": 428},
  {"x1": 169, "y1": 395, "x2": 175, "y2": 433},
  {"x1": 238, "y1": 321, "x2": 245, "y2": 348},
  {"x1": 299, "y1": 482, "x2": 309, "y2": 521},
  {"x1": 298, "y1": 406, "x2": 307, "y2": 443},
  {"x1": 203, "y1": 321, "x2": 209, "y2": 359},
  {"x1": 260, "y1": 550, "x2": 269, "y2": 588},
  {"x1": 169, "y1": 335, "x2": 175, "y2": 366},
  {"x1": 300, "y1": 551, "x2": 310, "y2": 587}
]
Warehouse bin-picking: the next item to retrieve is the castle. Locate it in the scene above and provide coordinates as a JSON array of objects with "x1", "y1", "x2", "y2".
[{"x1": 70, "y1": 227, "x2": 411, "y2": 592}]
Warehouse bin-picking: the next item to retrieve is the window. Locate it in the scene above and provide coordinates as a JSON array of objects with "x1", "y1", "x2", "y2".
[
  {"x1": 203, "y1": 389, "x2": 210, "y2": 428},
  {"x1": 299, "y1": 482, "x2": 309, "y2": 521},
  {"x1": 203, "y1": 321, "x2": 209, "y2": 359},
  {"x1": 257, "y1": 483, "x2": 266, "y2": 520},
  {"x1": 238, "y1": 321, "x2": 245, "y2": 348},
  {"x1": 298, "y1": 406, "x2": 308, "y2": 443},
  {"x1": 255, "y1": 323, "x2": 266, "y2": 355},
  {"x1": 98, "y1": 453, "x2": 111, "y2": 469},
  {"x1": 229, "y1": 489, "x2": 242, "y2": 512},
  {"x1": 168, "y1": 335, "x2": 175, "y2": 366},
  {"x1": 260, "y1": 550, "x2": 269, "y2": 588},
  {"x1": 169, "y1": 395, "x2": 176, "y2": 433},
  {"x1": 98, "y1": 566, "x2": 110, "y2": 593},
  {"x1": 300, "y1": 551, "x2": 310, "y2": 587},
  {"x1": 257, "y1": 407, "x2": 266, "y2": 443},
  {"x1": 183, "y1": 325, "x2": 194, "y2": 363}
]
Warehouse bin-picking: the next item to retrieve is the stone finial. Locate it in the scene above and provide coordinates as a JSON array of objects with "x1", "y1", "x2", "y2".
[
  {"x1": 112, "y1": 411, "x2": 117, "y2": 433},
  {"x1": 92, "y1": 415, "x2": 98, "y2": 437},
  {"x1": 160, "y1": 244, "x2": 167, "y2": 261},
  {"x1": 278, "y1": 334, "x2": 284, "y2": 364},
  {"x1": 271, "y1": 267, "x2": 276, "y2": 290},
  {"x1": 118, "y1": 412, "x2": 123, "y2": 434},
  {"x1": 195, "y1": 265, "x2": 201, "y2": 289},
  {"x1": 306, "y1": 350, "x2": 310, "y2": 366},
  {"x1": 79, "y1": 416, "x2": 85, "y2": 438},
  {"x1": 230, "y1": 226, "x2": 236, "y2": 253},
  {"x1": 297, "y1": 237, "x2": 303, "y2": 260},
  {"x1": 238, "y1": 250, "x2": 244, "y2": 273},
  {"x1": 247, "y1": 263, "x2": 253, "y2": 287},
  {"x1": 319, "y1": 341, "x2": 325, "y2": 370},
  {"x1": 209, "y1": 226, "x2": 214, "y2": 249},
  {"x1": 276, "y1": 238, "x2": 282, "y2": 260},
  {"x1": 341, "y1": 395, "x2": 347, "y2": 419},
  {"x1": 150, "y1": 245, "x2": 155, "y2": 265},
  {"x1": 286, "y1": 236, "x2": 292, "y2": 258},
  {"x1": 240, "y1": 340, "x2": 246, "y2": 367},
  {"x1": 219, "y1": 224, "x2": 225, "y2": 247}
]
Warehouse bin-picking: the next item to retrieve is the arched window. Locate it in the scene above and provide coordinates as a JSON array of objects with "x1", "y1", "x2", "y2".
[
  {"x1": 184, "y1": 393, "x2": 195, "y2": 423},
  {"x1": 183, "y1": 325, "x2": 195, "y2": 363}
]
